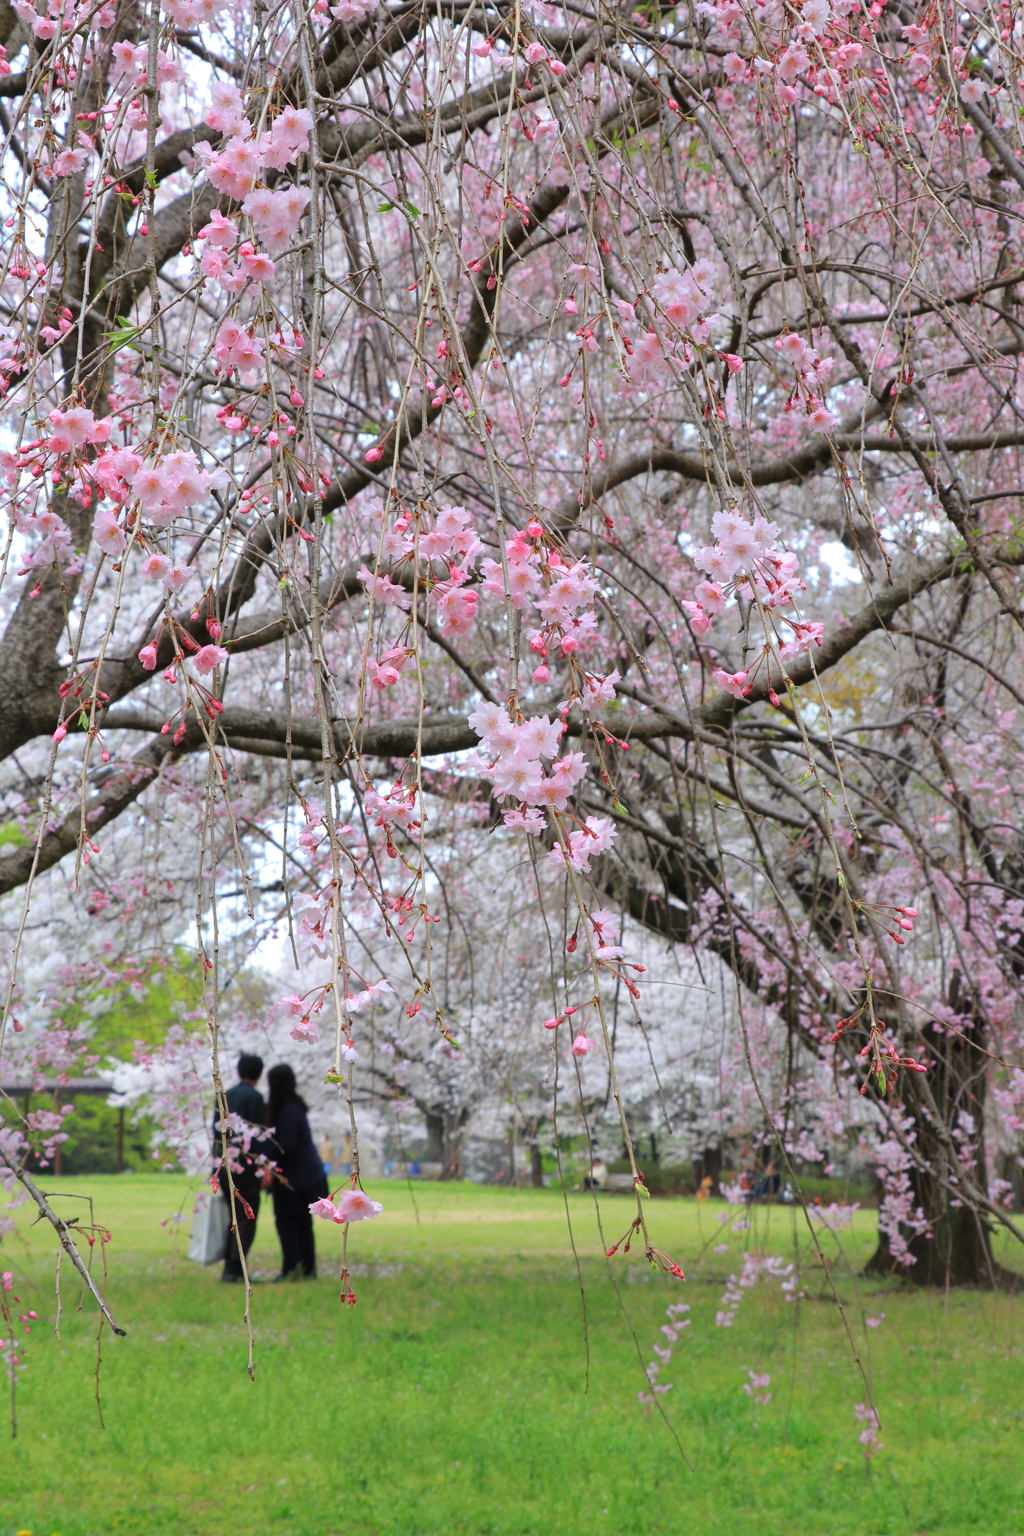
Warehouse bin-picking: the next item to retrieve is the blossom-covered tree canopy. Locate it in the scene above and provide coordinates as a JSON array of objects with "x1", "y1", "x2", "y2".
[{"x1": 1, "y1": 0, "x2": 1024, "y2": 1300}]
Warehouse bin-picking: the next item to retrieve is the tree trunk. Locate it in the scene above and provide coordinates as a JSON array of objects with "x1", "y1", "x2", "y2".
[
  {"x1": 424, "y1": 1109, "x2": 445, "y2": 1165},
  {"x1": 864, "y1": 996, "x2": 1018, "y2": 1289},
  {"x1": 692, "y1": 1145, "x2": 722, "y2": 1197},
  {"x1": 864, "y1": 1197, "x2": 999, "y2": 1286},
  {"x1": 422, "y1": 1104, "x2": 469, "y2": 1179}
]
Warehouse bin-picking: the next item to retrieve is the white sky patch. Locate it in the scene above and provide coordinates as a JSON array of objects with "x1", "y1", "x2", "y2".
[{"x1": 819, "y1": 540, "x2": 860, "y2": 586}]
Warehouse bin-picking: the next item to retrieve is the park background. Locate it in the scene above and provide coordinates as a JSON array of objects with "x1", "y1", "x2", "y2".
[{"x1": 1, "y1": 1170, "x2": 1021, "y2": 1536}]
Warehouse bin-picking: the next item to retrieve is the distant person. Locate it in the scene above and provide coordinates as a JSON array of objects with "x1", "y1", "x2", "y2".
[
  {"x1": 266, "y1": 1064, "x2": 328, "y2": 1280},
  {"x1": 212, "y1": 1053, "x2": 269, "y2": 1285},
  {"x1": 318, "y1": 1136, "x2": 336, "y2": 1178},
  {"x1": 582, "y1": 1158, "x2": 607, "y2": 1190}
]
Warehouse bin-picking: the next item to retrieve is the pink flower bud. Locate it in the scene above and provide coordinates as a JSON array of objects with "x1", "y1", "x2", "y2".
[
  {"x1": 533, "y1": 664, "x2": 550, "y2": 682},
  {"x1": 206, "y1": 619, "x2": 222, "y2": 639},
  {"x1": 138, "y1": 642, "x2": 158, "y2": 670},
  {"x1": 53, "y1": 724, "x2": 67, "y2": 743},
  {"x1": 560, "y1": 635, "x2": 578, "y2": 655},
  {"x1": 365, "y1": 446, "x2": 383, "y2": 463},
  {"x1": 526, "y1": 521, "x2": 544, "y2": 537},
  {"x1": 571, "y1": 1032, "x2": 592, "y2": 1057}
]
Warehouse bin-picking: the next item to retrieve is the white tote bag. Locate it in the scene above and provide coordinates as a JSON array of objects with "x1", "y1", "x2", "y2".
[{"x1": 187, "y1": 1189, "x2": 230, "y2": 1265}]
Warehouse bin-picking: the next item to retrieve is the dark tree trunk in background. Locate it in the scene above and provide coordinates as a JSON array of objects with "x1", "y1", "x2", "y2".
[
  {"x1": 424, "y1": 1109, "x2": 444, "y2": 1165},
  {"x1": 692, "y1": 1145, "x2": 722, "y2": 1197},
  {"x1": 996, "y1": 1149, "x2": 1024, "y2": 1212},
  {"x1": 530, "y1": 1141, "x2": 543, "y2": 1188},
  {"x1": 423, "y1": 1104, "x2": 470, "y2": 1179},
  {"x1": 864, "y1": 991, "x2": 1018, "y2": 1289}
]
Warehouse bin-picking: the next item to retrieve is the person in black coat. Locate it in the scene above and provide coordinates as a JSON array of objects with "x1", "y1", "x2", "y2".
[
  {"x1": 266, "y1": 1063, "x2": 328, "y2": 1279},
  {"x1": 212, "y1": 1053, "x2": 270, "y2": 1284}
]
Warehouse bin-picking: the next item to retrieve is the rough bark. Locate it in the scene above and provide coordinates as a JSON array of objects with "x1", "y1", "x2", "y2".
[{"x1": 863, "y1": 1001, "x2": 1019, "y2": 1289}]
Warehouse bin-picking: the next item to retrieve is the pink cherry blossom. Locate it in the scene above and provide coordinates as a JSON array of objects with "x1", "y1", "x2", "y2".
[
  {"x1": 192, "y1": 645, "x2": 229, "y2": 675},
  {"x1": 289, "y1": 1018, "x2": 321, "y2": 1044},
  {"x1": 712, "y1": 668, "x2": 750, "y2": 699},
  {"x1": 336, "y1": 1189, "x2": 384, "y2": 1222},
  {"x1": 92, "y1": 507, "x2": 126, "y2": 556}
]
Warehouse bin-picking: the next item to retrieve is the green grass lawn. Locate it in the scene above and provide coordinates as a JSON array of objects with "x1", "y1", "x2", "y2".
[{"x1": 0, "y1": 1175, "x2": 1021, "y2": 1536}]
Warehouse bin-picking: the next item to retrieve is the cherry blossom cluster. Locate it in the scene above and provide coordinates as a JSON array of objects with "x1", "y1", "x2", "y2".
[
  {"x1": 714, "y1": 1252, "x2": 798, "y2": 1327},
  {"x1": 309, "y1": 1190, "x2": 383, "y2": 1223},
  {"x1": 359, "y1": 501, "x2": 483, "y2": 667},
  {"x1": 638, "y1": 1301, "x2": 690, "y2": 1407},
  {"x1": 616, "y1": 263, "x2": 741, "y2": 396},
  {"x1": 278, "y1": 973, "x2": 394, "y2": 1047},
  {"x1": 742, "y1": 1369, "x2": 772, "y2": 1405},
  {"x1": 680, "y1": 507, "x2": 824, "y2": 698},
  {"x1": 213, "y1": 1111, "x2": 276, "y2": 1180},
  {"x1": 468, "y1": 702, "x2": 587, "y2": 822},
  {"x1": 480, "y1": 521, "x2": 602, "y2": 680},
  {"x1": 806, "y1": 1201, "x2": 859, "y2": 1233},
  {"x1": 11, "y1": 407, "x2": 229, "y2": 602},
  {"x1": 364, "y1": 782, "x2": 422, "y2": 852},
  {"x1": 776, "y1": 332, "x2": 839, "y2": 435},
  {"x1": 874, "y1": 1128, "x2": 930, "y2": 1267},
  {"x1": 853, "y1": 1402, "x2": 882, "y2": 1461},
  {"x1": 24, "y1": 1104, "x2": 75, "y2": 1167},
  {"x1": 701, "y1": 0, "x2": 871, "y2": 111},
  {"x1": 194, "y1": 87, "x2": 313, "y2": 202},
  {"x1": 1, "y1": 1270, "x2": 36, "y2": 1385}
]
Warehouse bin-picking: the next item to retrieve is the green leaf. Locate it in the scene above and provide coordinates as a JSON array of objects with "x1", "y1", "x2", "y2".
[
  {"x1": 103, "y1": 318, "x2": 145, "y2": 355},
  {"x1": 405, "y1": 200, "x2": 422, "y2": 219},
  {"x1": 876, "y1": 1069, "x2": 886, "y2": 1094},
  {"x1": 144, "y1": 168, "x2": 159, "y2": 190},
  {"x1": 377, "y1": 200, "x2": 395, "y2": 212},
  {"x1": 634, "y1": 1179, "x2": 650, "y2": 1199}
]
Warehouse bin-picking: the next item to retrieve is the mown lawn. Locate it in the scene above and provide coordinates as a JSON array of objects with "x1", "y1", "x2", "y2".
[{"x1": 0, "y1": 1175, "x2": 1021, "y2": 1536}]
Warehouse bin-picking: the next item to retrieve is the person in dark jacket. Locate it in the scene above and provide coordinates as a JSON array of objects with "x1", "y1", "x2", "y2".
[
  {"x1": 266, "y1": 1063, "x2": 328, "y2": 1279},
  {"x1": 212, "y1": 1053, "x2": 270, "y2": 1284}
]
